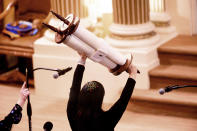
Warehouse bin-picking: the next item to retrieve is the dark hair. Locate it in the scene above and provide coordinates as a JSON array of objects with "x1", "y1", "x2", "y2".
[{"x1": 78, "y1": 81, "x2": 105, "y2": 119}]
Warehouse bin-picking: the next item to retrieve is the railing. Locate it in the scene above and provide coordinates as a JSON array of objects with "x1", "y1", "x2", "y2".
[{"x1": 0, "y1": 0, "x2": 17, "y2": 20}]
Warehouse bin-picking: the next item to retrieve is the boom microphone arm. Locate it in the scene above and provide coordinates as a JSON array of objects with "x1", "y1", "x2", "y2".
[{"x1": 26, "y1": 67, "x2": 72, "y2": 131}]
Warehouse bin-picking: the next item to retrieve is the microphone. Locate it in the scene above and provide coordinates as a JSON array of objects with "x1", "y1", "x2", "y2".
[
  {"x1": 53, "y1": 73, "x2": 59, "y2": 79},
  {"x1": 159, "y1": 86, "x2": 173, "y2": 95},
  {"x1": 53, "y1": 67, "x2": 72, "y2": 79},
  {"x1": 159, "y1": 85, "x2": 197, "y2": 95},
  {"x1": 43, "y1": 121, "x2": 53, "y2": 131}
]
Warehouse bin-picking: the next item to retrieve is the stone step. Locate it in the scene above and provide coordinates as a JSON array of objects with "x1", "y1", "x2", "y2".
[
  {"x1": 127, "y1": 88, "x2": 197, "y2": 119},
  {"x1": 117, "y1": 109, "x2": 197, "y2": 131},
  {"x1": 158, "y1": 51, "x2": 197, "y2": 67},
  {"x1": 158, "y1": 35, "x2": 197, "y2": 67},
  {"x1": 1, "y1": 84, "x2": 197, "y2": 131},
  {"x1": 149, "y1": 65, "x2": 197, "y2": 93}
]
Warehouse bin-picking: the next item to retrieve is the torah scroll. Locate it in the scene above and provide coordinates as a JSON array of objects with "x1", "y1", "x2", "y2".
[{"x1": 43, "y1": 11, "x2": 134, "y2": 76}]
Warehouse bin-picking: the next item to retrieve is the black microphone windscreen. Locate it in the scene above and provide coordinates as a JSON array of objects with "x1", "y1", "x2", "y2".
[{"x1": 43, "y1": 121, "x2": 53, "y2": 131}]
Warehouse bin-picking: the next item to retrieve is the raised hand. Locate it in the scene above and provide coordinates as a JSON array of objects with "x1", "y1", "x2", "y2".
[{"x1": 17, "y1": 82, "x2": 30, "y2": 107}]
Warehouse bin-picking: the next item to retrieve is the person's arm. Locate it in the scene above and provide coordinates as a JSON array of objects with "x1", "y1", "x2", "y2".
[
  {"x1": 105, "y1": 64, "x2": 137, "y2": 127},
  {"x1": 17, "y1": 82, "x2": 30, "y2": 108},
  {"x1": 0, "y1": 82, "x2": 30, "y2": 130},
  {"x1": 0, "y1": 104, "x2": 23, "y2": 131},
  {"x1": 67, "y1": 54, "x2": 87, "y2": 122}
]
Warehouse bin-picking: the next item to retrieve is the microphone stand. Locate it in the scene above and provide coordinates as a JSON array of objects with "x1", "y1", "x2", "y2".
[
  {"x1": 26, "y1": 69, "x2": 32, "y2": 131},
  {"x1": 170, "y1": 85, "x2": 197, "y2": 90},
  {"x1": 25, "y1": 67, "x2": 72, "y2": 131},
  {"x1": 159, "y1": 85, "x2": 197, "y2": 95}
]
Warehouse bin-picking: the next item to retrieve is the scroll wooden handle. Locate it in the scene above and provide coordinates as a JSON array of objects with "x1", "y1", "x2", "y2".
[
  {"x1": 110, "y1": 54, "x2": 140, "y2": 76},
  {"x1": 0, "y1": 0, "x2": 18, "y2": 20}
]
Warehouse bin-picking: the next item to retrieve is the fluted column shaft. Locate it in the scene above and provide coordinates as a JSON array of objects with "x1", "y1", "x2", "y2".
[
  {"x1": 50, "y1": 0, "x2": 88, "y2": 18},
  {"x1": 109, "y1": 0, "x2": 157, "y2": 41},
  {"x1": 112, "y1": 0, "x2": 149, "y2": 25},
  {"x1": 150, "y1": 0, "x2": 165, "y2": 13}
]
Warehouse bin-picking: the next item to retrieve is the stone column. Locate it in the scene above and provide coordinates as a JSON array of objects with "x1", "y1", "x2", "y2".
[
  {"x1": 113, "y1": 0, "x2": 149, "y2": 25},
  {"x1": 33, "y1": 0, "x2": 90, "y2": 100},
  {"x1": 50, "y1": 0, "x2": 88, "y2": 18},
  {"x1": 149, "y1": 0, "x2": 176, "y2": 33},
  {"x1": 107, "y1": 0, "x2": 159, "y2": 48},
  {"x1": 106, "y1": 0, "x2": 160, "y2": 90}
]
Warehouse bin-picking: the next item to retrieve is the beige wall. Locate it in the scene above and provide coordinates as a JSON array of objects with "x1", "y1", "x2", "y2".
[
  {"x1": 166, "y1": 0, "x2": 193, "y2": 35},
  {"x1": 191, "y1": 0, "x2": 197, "y2": 34}
]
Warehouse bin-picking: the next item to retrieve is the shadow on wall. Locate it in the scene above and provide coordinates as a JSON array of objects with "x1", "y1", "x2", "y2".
[{"x1": 166, "y1": 0, "x2": 193, "y2": 35}]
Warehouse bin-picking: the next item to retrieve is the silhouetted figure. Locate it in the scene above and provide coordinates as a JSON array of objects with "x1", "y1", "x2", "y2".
[{"x1": 67, "y1": 53, "x2": 137, "y2": 131}]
